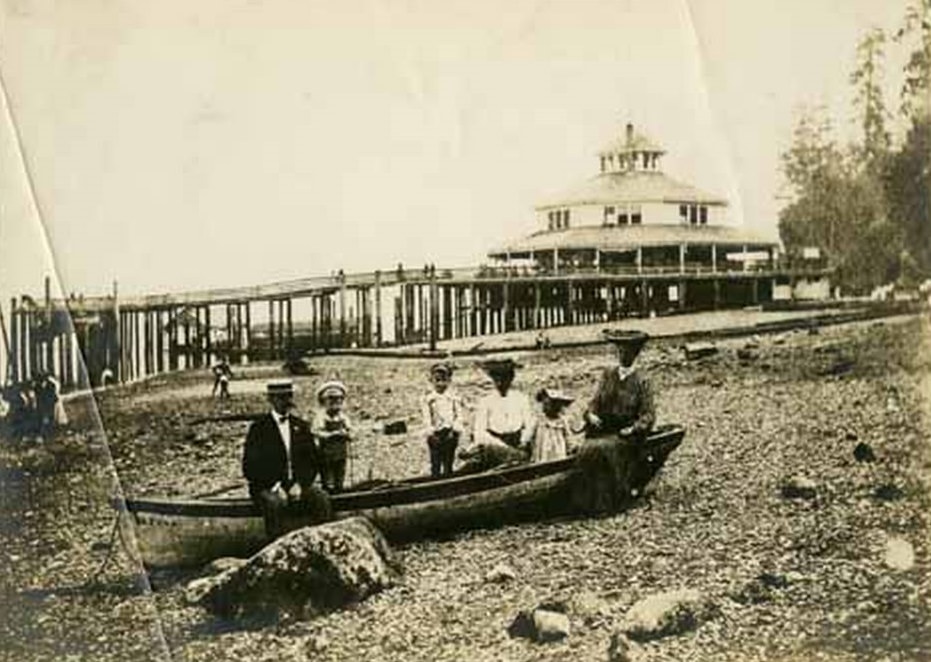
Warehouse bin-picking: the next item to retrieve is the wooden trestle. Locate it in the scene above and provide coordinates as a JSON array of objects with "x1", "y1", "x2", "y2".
[{"x1": 4, "y1": 266, "x2": 811, "y2": 392}]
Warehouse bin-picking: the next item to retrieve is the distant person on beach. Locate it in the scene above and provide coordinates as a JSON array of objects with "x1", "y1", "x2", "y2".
[
  {"x1": 313, "y1": 381, "x2": 353, "y2": 493},
  {"x1": 575, "y1": 330, "x2": 655, "y2": 513},
  {"x1": 211, "y1": 356, "x2": 234, "y2": 399},
  {"x1": 535, "y1": 332, "x2": 552, "y2": 350},
  {"x1": 530, "y1": 388, "x2": 575, "y2": 462},
  {"x1": 242, "y1": 380, "x2": 327, "y2": 537},
  {"x1": 34, "y1": 373, "x2": 62, "y2": 439},
  {"x1": 421, "y1": 362, "x2": 465, "y2": 477},
  {"x1": 459, "y1": 358, "x2": 534, "y2": 472}
]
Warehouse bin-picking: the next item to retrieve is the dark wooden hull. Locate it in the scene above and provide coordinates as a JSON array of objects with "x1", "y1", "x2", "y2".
[{"x1": 124, "y1": 425, "x2": 685, "y2": 567}]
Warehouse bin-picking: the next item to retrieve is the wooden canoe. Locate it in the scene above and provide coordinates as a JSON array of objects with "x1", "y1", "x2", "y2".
[{"x1": 123, "y1": 424, "x2": 685, "y2": 567}]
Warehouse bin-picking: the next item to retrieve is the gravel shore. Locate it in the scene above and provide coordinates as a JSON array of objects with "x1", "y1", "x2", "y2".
[{"x1": 2, "y1": 314, "x2": 929, "y2": 661}]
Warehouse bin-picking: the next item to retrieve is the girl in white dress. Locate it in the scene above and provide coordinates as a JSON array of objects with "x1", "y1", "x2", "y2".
[{"x1": 531, "y1": 388, "x2": 575, "y2": 462}]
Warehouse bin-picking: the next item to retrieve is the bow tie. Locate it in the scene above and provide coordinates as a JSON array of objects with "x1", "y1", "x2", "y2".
[{"x1": 277, "y1": 415, "x2": 290, "y2": 424}]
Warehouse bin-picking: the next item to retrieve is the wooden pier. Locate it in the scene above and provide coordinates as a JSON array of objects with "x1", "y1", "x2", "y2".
[{"x1": 2, "y1": 263, "x2": 826, "y2": 392}]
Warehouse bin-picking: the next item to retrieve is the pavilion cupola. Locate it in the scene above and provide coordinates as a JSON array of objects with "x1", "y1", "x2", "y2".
[{"x1": 598, "y1": 122, "x2": 666, "y2": 174}]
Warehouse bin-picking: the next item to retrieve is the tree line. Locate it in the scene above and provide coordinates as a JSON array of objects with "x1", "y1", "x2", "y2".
[{"x1": 779, "y1": 1, "x2": 930, "y2": 295}]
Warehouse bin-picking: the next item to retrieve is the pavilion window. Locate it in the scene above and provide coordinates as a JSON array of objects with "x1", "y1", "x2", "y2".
[
  {"x1": 689, "y1": 205, "x2": 698, "y2": 225},
  {"x1": 631, "y1": 205, "x2": 642, "y2": 224},
  {"x1": 700, "y1": 206, "x2": 708, "y2": 225},
  {"x1": 604, "y1": 206, "x2": 615, "y2": 225},
  {"x1": 548, "y1": 211, "x2": 555, "y2": 230},
  {"x1": 600, "y1": 156, "x2": 606, "y2": 173},
  {"x1": 618, "y1": 209, "x2": 629, "y2": 225},
  {"x1": 563, "y1": 209, "x2": 571, "y2": 228},
  {"x1": 642, "y1": 153, "x2": 650, "y2": 169},
  {"x1": 679, "y1": 204, "x2": 688, "y2": 222}
]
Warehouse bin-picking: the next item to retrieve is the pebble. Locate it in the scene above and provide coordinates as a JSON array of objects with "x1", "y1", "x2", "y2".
[{"x1": 883, "y1": 536, "x2": 915, "y2": 571}]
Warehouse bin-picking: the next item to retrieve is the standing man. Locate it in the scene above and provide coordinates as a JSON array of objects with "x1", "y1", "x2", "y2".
[{"x1": 242, "y1": 380, "x2": 327, "y2": 538}]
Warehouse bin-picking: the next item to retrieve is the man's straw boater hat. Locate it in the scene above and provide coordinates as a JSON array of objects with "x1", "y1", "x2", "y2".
[
  {"x1": 266, "y1": 379, "x2": 294, "y2": 396},
  {"x1": 480, "y1": 357, "x2": 522, "y2": 376},
  {"x1": 602, "y1": 329, "x2": 649, "y2": 355}
]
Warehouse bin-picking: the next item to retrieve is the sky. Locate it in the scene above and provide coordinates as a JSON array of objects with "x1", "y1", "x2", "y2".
[{"x1": 0, "y1": 0, "x2": 913, "y2": 305}]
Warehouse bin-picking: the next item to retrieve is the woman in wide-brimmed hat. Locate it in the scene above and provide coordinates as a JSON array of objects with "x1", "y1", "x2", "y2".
[
  {"x1": 573, "y1": 330, "x2": 656, "y2": 514},
  {"x1": 584, "y1": 330, "x2": 654, "y2": 439}
]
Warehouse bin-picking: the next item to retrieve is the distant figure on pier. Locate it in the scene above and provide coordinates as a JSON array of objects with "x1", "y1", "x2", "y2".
[
  {"x1": 535, "y1": 332, "x2": 552, "y2": 350},
  {"x1": 421, "y1": 362, "x2": 465, "y2": 478},
  {"x1": 459, "y1": 358, "x2": 533, "y2": 472},
  {"x1": 211, "y1": 356, "x2": 234, "y2": 399},
  {"x1": 575, "y1": 330, "x2": 655, "y2": 513},
  {"x1": 242, "y1": 380, "x2": 328, "y2": 538},
  {"x1": 313, "y1": 381, "x2": 353, "y2": 493}
]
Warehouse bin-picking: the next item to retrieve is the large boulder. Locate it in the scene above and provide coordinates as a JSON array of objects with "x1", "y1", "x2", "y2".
[
  {"x1": 200, "y1": 517, "x2": 401, "y2": 619},
  {"x1": 619, "y1": 589, "x2": 715, "y2": 642}
]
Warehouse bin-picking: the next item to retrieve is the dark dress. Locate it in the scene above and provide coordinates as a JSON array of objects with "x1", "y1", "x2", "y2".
[
  {"x1": 585, "y1": 367, "x2": 655, "y2": 439},
  {"x1": 575, "y1": 367, "x2": 656, "y2": 513}
]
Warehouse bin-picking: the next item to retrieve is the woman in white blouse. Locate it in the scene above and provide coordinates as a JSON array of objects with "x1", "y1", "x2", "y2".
[{"x1": 460, "y1": 357, "x2": 534, "y2": 472}]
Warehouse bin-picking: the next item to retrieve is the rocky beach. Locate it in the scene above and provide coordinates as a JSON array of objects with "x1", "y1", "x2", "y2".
[{"x1": 1, "y1": 312, "x2": 929, "y2": 661}]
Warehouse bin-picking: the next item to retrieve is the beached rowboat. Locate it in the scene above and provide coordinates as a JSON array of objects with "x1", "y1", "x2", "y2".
[{"x1": 123, "y1": 424, "x2": 685, "y2": 567}]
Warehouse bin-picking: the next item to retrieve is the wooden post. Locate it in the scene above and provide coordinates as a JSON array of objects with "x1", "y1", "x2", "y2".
[
  {"x1": 678, "y1": 280, "x2": 687, "y2": 310},
  {"x1": 374, "y1": 271, "x2": 383, "y2": 347},
  {"x1": 135, "y1": 311, "x2": 142, "y2": 376},
  {"x1": 641, "y1": 280, "x2": 649, "y2": 316},
  {"x1": 442, "y1": 285, "x2": 452, "y2": 340},
  {"x1": 711, "y1": 244, "x2": 718, "y2": 273},
  {"x1": 339, "y1": 274, "x2": 347, "y2": 348},
  {"x1": 429, "y1": 267, "x2": 439, "y2": 351},
  {"x1": 268, "y1": 299, "x2": 276, "y2": 360},
  {"x1": 286, "y1": 299, "x2": 293, "y2": 357},
  {"x1": 204, "y1": 306, "x2": 212, "y2": 365},
  {"x1": 9, "y1": 299, "x2": 18, "y2": 382},
  {"x1": 143, "y1": 311, "x2": 151, "y2": 376},
  {"x1": 44, "y1": 277, "x2": 54, "y2": 372},
  {"x1": 713, "y1": 279, "x2": 721, "y2": 309},
  {"x1": 502, "y1": 281, "x2": 511, "y2": 333},
  {"x1": 244, "y1": 302, "x2": 252, "y2": 362},
  {"x1": 534, "y1": 283, "x2": 542, "y2": 329}
]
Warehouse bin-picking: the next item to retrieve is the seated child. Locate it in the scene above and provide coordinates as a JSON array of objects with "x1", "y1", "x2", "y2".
[
  {"x1": 312, "y1": 381, "x2": 353, "y2": 492},
  {"x1": 421, "y1": 362, "x2": 465, "y2": 477},
  {"x1": 531, "y1": 388, "x2": 575, "y2": 462}
]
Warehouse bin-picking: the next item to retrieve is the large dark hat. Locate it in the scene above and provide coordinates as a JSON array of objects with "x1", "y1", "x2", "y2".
[
  {"x1": 480, "y1": 357, "x2": 522, "y2": 376},
  {"x1": 430, "y1": 362, "x2": 453, "y2": 377},
  {"x1": 602, "y1": 329, "x2": 649, "y2": 354}
]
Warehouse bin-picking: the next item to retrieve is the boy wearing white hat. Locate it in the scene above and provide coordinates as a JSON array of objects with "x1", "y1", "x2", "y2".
[{"x1": 312, "y1": 380, "x2": 353, "y2": 492}]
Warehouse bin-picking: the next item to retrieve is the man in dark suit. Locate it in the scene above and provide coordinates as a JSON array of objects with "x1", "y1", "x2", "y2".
[{"x1": 242, "y1": 380, "x2": 328, "y2": 537}]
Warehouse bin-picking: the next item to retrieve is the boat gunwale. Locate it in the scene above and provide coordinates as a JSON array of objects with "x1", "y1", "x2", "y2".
[{"x1": 124, "y1": 425, "x2": 685, "y2": 519}]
